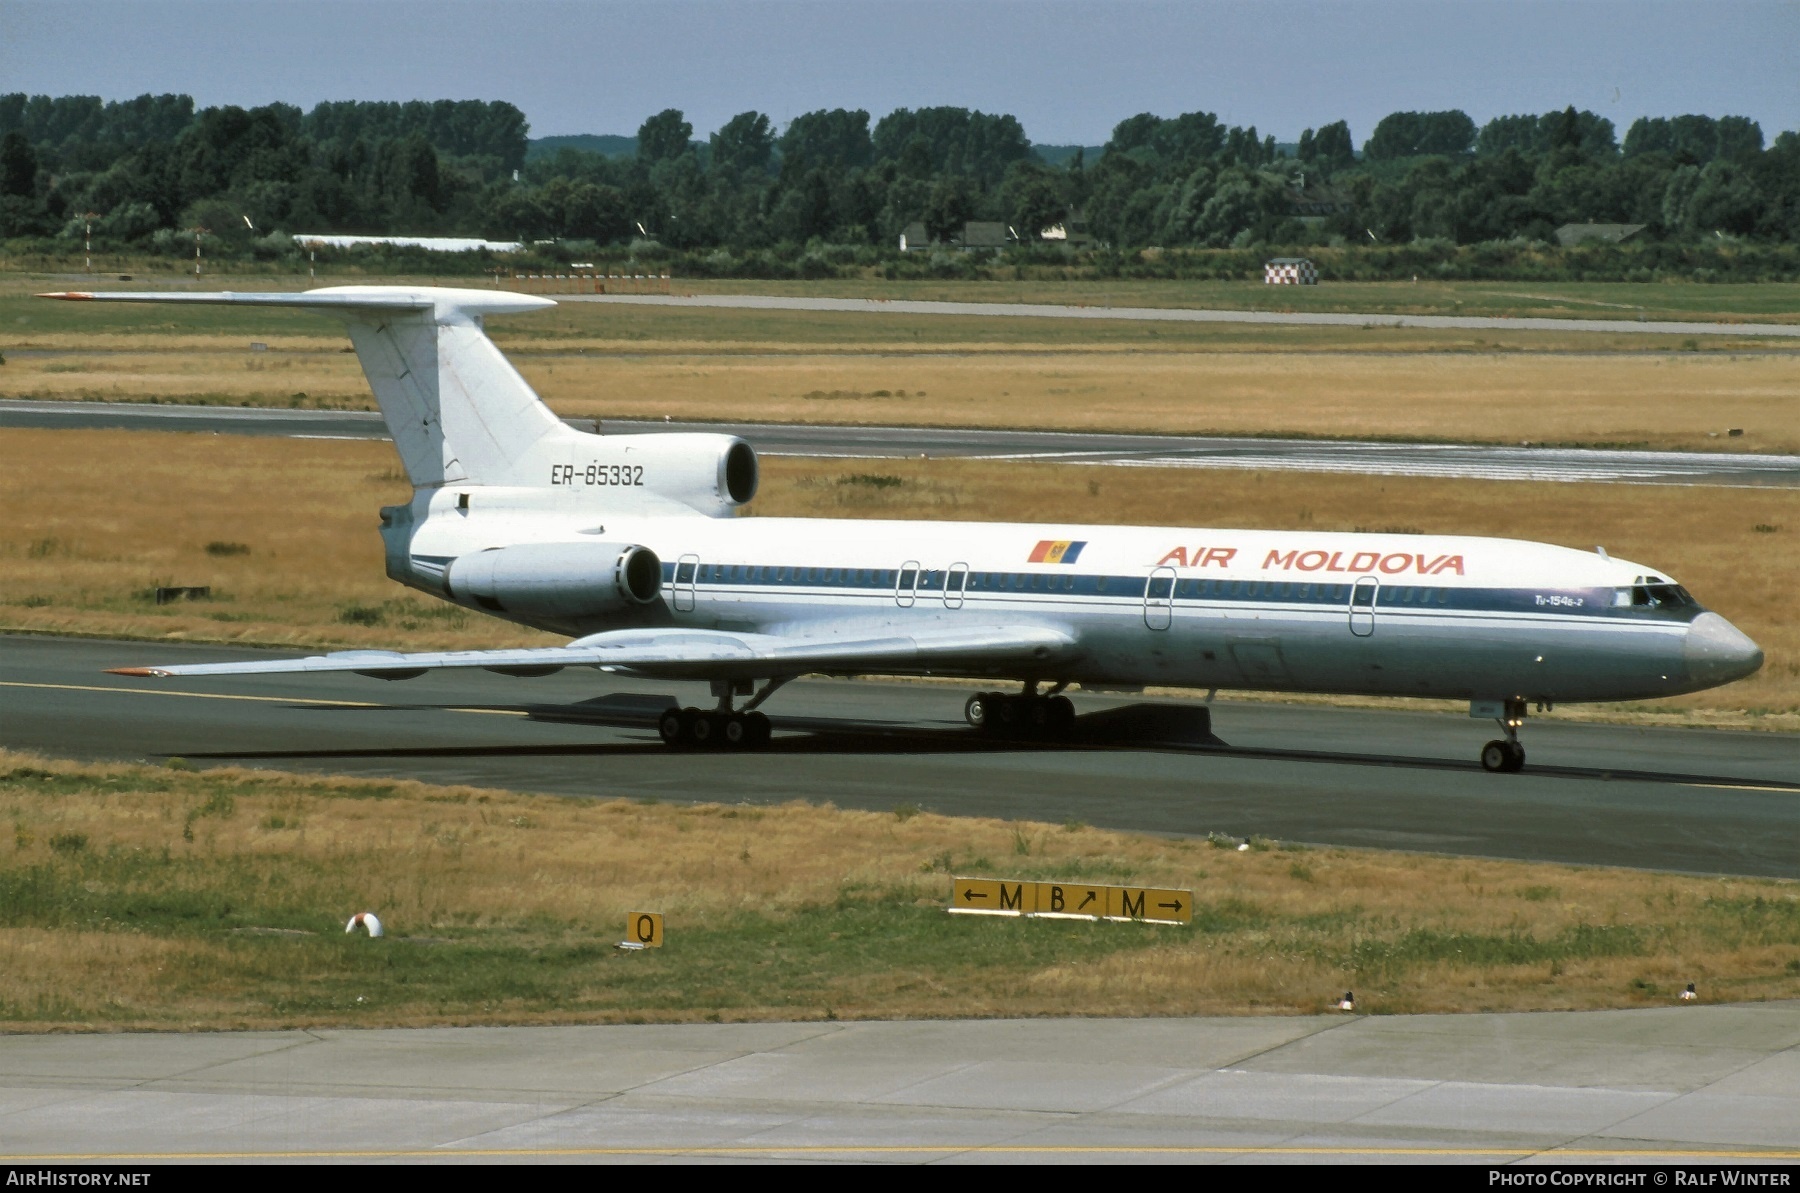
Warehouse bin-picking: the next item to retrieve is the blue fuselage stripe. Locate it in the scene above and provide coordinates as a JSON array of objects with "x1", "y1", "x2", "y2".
[{"x1": 658, "y1": 563, "x2": 1699, "y2": 625}]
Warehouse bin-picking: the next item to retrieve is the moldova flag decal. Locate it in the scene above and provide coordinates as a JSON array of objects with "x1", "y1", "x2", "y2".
[{"x1": 1028, "y1": 539, "x2": 1087, "y2": 564}]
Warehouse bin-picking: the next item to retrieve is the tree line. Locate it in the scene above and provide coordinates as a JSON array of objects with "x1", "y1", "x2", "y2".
[{"x1": 1, "y1": 93, "x2": 1795, "y2": 275}]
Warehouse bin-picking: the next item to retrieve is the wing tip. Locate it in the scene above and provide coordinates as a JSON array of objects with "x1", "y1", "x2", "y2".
[
  {"x1": 38, "y1": 291, "x2": 94, "y2": 300},
  {"x1": 106, "y1": 667, "x2": 169, "y2": 678}
]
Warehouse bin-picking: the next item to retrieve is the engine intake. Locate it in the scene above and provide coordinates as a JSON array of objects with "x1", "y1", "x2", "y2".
[
  {"x1": 447, "y1": 541, "x2": 662, "y2": 620},
  {"x1": 566, "y1": 433, "x2": 757, "y2": 517}
]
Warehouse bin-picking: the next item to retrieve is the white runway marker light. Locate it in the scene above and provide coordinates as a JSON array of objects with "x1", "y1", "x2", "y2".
[
  {"x1": 1681, "y1": 983, "x2": 1698, "y2": 1001},
  {"x1": 345, "y1": 911, "x2": 383, "y2": 938},
  {"x1": 1338, "y1": 991, "x2": 1356, "y2": 1012}
]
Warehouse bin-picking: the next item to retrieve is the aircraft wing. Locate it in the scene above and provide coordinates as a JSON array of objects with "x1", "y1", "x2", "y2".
[
  {"x1": 105, "y1": 623, "x2": 1077, "y2": 682},
  {"x1": 39, "y1": 289, "x2": 433, "y2": 312}
]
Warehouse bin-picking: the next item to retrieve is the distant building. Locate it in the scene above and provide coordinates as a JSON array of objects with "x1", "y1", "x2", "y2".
[
  {"x1": 1265, "y1": 257, "x2": 1319, "y2": 285},
  {"x1": 1554, "y1": 223, "x2": 1646, "y2": 247},
  {"x1": 959, "y1": 221, "x2": 1010, "y2": 251},
  {"x1": 1039, "y1": 211, "x2": 1096, "y2": 250},
  {"x1": 898, "y1": 220, "x2": 1014, "y2": 252},
  {"x1": 294, "y1": 234, "x2": 525, "y2": 253}
]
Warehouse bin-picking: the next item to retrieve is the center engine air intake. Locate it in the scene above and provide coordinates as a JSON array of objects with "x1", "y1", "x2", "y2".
[
  {"x1": 568, "y1": 433, "x2": 758, "y2": 517},
  {"x1": 446, "y1": 542, "x2": 662, "y2": 620}
]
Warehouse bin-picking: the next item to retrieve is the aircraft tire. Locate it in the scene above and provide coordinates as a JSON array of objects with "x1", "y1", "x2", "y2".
[
  {"x1": 1504, "y1": 743, "x2": 1527, "y2": 772},
  {"x1": 723, "y1": 713, "x2": 750, "y2": 748},
  {"x1": 964, "y1": 693, "x2": 992, "y2": 730},
  {"x1": 993, "y1": 696, "x2": 1018, "y2": 731},
  {"x1": 658, "y1": 707, "x2": 686, "y2": 748},
  {"x1": 1046, "y1": 695, "x2": 1076, "y2": 737},
  {"x1": 1480, "y1": 740, "x2": 1511, "y2": 772},
  {"x1": 689, "y1": 708, "x2": 716, "y2": 747},
  {"x1": 748, "y1": 711, "x2": 772, "y2": 746}
]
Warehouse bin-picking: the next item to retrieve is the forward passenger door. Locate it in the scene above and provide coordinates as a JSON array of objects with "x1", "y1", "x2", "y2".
[{"x1": 674, "y1": 554, "x2": 699, "y2": 612}]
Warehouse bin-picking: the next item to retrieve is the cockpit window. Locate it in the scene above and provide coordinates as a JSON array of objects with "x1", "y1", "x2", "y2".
[{"x1": 1617, "y1": 583, "x2": 1697, "y2": 610}]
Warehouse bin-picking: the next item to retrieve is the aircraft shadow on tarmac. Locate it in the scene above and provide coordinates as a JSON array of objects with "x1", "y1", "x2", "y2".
[{"x1": 168, "y1": 695, "x2": 1797, "y2": 793}]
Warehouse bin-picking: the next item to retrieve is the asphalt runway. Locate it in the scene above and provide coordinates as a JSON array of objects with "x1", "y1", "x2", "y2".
[
  {"x1": 5, "y1": 1006, "x2": 1797, "y2": 1162},
  {"x1": 568, "y1": 291, "x2": 1800, "y2": 339},
  {"x1": 4, "y1": 635, "x2": 1796, "y2": 877},
  {"x1": 5, "y1": 399, "x2": 1795, "y2": 486}
]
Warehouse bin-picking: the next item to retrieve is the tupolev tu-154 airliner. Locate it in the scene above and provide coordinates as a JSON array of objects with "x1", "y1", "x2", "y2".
[{"x1": 48, "y1": 286, "x2": 1763, "y2": 772}]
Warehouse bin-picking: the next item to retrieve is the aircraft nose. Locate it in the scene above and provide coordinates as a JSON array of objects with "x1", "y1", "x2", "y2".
[{"x1": 1683, "y1": 612, "x2": 1764, "y2": 687}]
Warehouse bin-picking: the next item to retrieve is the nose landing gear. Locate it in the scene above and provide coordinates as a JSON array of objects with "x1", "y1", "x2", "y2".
[{"x1": 1479, "y1": 697, "x2": 1528, "y2": 773}]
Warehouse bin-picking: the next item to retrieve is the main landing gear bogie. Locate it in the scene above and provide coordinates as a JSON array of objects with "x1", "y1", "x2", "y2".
[
  {"x1": 658, "y1": 706, "x2": 772, "y2": 750},
  {"x1": 965, "y1": 689, "x2": 1076, "y2": 741}
]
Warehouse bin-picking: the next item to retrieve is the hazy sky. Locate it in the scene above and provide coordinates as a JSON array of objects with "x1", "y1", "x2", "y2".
[{"x1": 2, "y1": 0, "x2": 1794, "y2": 145}]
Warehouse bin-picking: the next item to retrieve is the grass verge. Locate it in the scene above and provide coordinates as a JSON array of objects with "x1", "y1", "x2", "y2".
[{"x1": 2, "y1": 749, "x2": 1796, "y2": 1031}]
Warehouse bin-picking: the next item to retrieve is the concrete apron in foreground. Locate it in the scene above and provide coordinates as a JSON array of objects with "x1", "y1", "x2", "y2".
[{"x1": 1, "y1": 1003, "x2": 1795, "y2": 1162}]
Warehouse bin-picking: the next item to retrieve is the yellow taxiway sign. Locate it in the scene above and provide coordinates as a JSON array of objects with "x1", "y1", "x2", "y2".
[{"x1": 949, "y1": 878, "x2": 1191, "y2": 925}]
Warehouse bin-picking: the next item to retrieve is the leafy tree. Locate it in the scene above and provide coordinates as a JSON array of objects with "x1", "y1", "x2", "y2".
[
  {"x1": 636, "y1": 109, "x2": 693, "y2": 162},
  {"x1": 1716, "y1": 116, "x2": 1764, "y2": 158},
  {"x1": 1000, "y1": 161, "x2": 1066, "y2": 236},
  {"x1": 1191, "y1": 166, "x2": 1286, "y2": 246},
  {"x1": 1479, "y1": 108, "x2": 1615, "y2": 159},
  {"x1": 922, "y1": 174, "x2": 974, "y2": 241},
  {"x1": 710, "y1": 111, "x2": 773, "y2": 175},
  {"x1": 1365, "y1": 110, "x2": 1476, "y2": 159},
  {"x1": 779, "y1": 108, "x2": 872, "y2": 173},
  {"x1": 0, "y1": 130, "x2": 37, "y2": 197},
  {"x1": 873, "y1": 107, "x2": 1028, "y2": 187},
  {"x1": 1683, "y1": 160, "x2": 1763, "y2": 235},
  {"x1": 1310, "y1": 121, "x2": 1356, "y2": 171},
  {"x1": 771, "y1": 167, "x2": 835, "y2": 241}
]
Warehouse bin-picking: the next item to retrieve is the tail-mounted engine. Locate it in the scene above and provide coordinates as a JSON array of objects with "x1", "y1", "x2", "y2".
[
  {"x1": 446, "y1": 541, "x2": 662, "y2": 620},
  {"x1": 553, "y1": 433, "x2": 757, "y2": 518}
]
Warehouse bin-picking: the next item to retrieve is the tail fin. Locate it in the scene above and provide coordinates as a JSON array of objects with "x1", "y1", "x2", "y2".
[{"x1": 40, "y1": 285, "x2": 573, "y2": 488}]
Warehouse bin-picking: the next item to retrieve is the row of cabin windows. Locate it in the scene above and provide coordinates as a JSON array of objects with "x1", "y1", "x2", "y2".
[{"x1": 681, "y1": 563, "x2": 1455, "y2": 606}]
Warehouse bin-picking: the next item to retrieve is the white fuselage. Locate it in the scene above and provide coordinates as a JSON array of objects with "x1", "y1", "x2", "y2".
[{"x1": 388, "y1": 485, "x2": 1753, "y2": 705}]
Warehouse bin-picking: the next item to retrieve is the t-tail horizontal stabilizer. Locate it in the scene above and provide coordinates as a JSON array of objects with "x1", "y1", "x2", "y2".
[{"x1": 40, "y1": 286, "x2": 566, "y2": 489}]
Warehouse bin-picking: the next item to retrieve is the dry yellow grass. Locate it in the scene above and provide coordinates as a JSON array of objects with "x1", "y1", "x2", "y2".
[
  {"x1": 2, "y1": 748, "x2": 1795, "y2": 1029},
  {"x1": 0, "y1": 428, "x2": 558, "y2": 652},
  {"x1": 534, "y1": 350, "x2": 1800, "y2": 454},
  {"x1": 7, "y1": 344, "x2": 1796, "y2": 453},
  {"x1": 1, "y1": 428, "x2": 1792, "y2": 722}
]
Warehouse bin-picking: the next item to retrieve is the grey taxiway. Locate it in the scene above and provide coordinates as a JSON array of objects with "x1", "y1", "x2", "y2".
[
  {"x1": 3, "y1": 1005, "x2": 1797, "y2": 1162},
  {"x1": 4, "y1": 399, "x2": 1797, "y2": 487},
  {"x1": 4, "y1": 635, "x2": 1796, "y2": 878}
]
